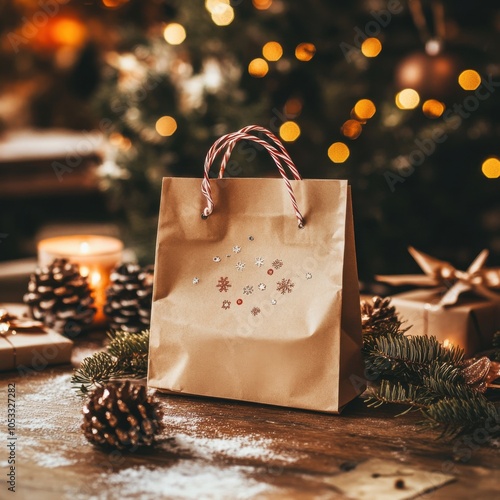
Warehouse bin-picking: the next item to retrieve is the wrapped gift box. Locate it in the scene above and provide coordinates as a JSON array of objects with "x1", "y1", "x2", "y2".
[
  {"x1": 391, "y1": 289, "x2": 500, "y2": 356},
  {"x1": 0, "y1": 304, "x2": 73, "y2": 372}
]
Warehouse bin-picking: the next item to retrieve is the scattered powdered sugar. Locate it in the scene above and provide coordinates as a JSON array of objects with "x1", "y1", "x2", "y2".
[
  {"x1": 104, "y1": 462, "x2": 274, "y2": 500},
  {"x1": 36, "y1": 453, "x2": 77, "y2": 468},
  {"x1": 163, "y1": 433, "x2": 298, "y2": 463}
]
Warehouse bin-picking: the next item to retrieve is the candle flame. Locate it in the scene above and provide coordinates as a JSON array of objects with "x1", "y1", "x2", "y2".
[
  {"x1": 91, "y1": 271, "x2": 102, "y2": 286},
  {"x1": 79, "y1": 241, "x2": 90, "y2": 254}
]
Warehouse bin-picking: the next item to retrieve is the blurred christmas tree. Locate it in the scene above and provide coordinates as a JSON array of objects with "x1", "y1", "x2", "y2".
[{"x1": 1, "y1": 0, "x2": 499, "y2": 280}]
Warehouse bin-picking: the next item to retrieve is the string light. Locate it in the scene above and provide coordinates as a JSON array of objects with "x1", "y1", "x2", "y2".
[
  {"x1": 395, "y1": 89, "x2": 420, "y2": 109},
  {"x1": 211, "y1": 3, "x2": 235, "y2": 26},
  {"x1": 361, "y1": 38, "x2": 382, "y2": 58},
  {"x1": 279, "y1": 121, "x2": 301, "y2": 142},
  {"x1": 205, "y1": 0, "x2": 229, "y2": 13},
  {"x1": 155, "y1": 116, "x2": 177, "y2": 137},
  {"x1": 248, "y1": 58, "x2": 269, "y2": 78},
  {"x1": 252, "y1": 0, "x2": 272, "y2": 10},
  {"x1": 341, "y1": 120, "x2": 362, "y2": 140},
  {"x1": 163, "y1": 23, "x2": 186, "y2": 45},
  {"x1": 295, "y1": 43, "x2": 316, "y2": 62},
  {"x1": 353, "y1": 99, "x2": 376, "y2": 120},
  {"x1": 481, "y1": 158, "x2": 500, "y2": 179},
  {"x1": 262, "y1": 41, "x2": 283, "y2": 61},
  {"x1": 458, "y1": 70, "x2": 481, "y2": 91},
  {"x1": 422, "y1": 99, "x2": 445, "y2": 118},
  {"x1": 328, "y1": 142, "x2": 350, "y2": 163}
]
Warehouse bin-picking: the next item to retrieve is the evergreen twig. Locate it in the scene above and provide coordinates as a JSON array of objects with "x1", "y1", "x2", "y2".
[{"x1": 71, "y1": 330, "x2": 149, "y2": 395}]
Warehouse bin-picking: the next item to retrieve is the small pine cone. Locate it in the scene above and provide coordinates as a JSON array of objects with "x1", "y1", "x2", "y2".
[
  {"x1": 360, "y1": 296, "x2": 399, "y2": 334},
  {"x1": 104, "y1": 263, "x2": 153, "y2": 333},
  {"x1": 82, "y1": 381, "x2": 164, "y2": 450},
  {"x1": 23, "y1": 258, "x2": 96, "y2": 335}
]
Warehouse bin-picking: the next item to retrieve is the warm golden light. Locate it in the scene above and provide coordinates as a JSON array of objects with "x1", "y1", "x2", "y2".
[
  {"x1": 353, "y1": 99, "x2": 376, "y2": 120},
  {"x1": 211, "y1": 4, "x2": 235, "y2": 26},
  {"x1": 163, "y1": 23, "x2": 186, "y2": 45},
  {"x1": 443, "y1": 339, "x2": 450, "y2": 348},
  {"x1": 102, "y1": 0, "x2": 129, "y2": 7},
  {"x1": 341, "y1": 120, "x2": 363, "y2": 140},
  {"x1": 279, "y1": 121, "x2": 301, "y2": 142},
  {"x1": 51, "y1": 18, "x2": 86, "y2": 47},
  {"x1": 79, "y1": 265, "x2": 89, "y2": 278},
  {"x1": 248, "y1": 58, "x2": 269, "y2": 78},
  {"x1": 205, "y1": 0, "x2": 230, "y2": 13},
  {"x1": 80, "y1": 242, "x2": 90, "y2": 255},
  {"x1": 252, "y1": 0, "x2": 272, "y2": 10},
  {"x1": 295, "y1": 43, "x2": 316, "y2": 62},
  {"x1": 328, "y1": 142, "x2": 350, "y2": 163},
  {"x1": 91, "y1": 271, "x2": 102, "y2": 286},
  {"x1": 482, "y1": 158, "x2": 500, "y2": 179},
  {"x1": 361, "y1": 38, "x2": 382, "y2": 57},
  {"x1": 422, "y1": 99, "x2": 445, "y2": 118},
  {"x1": 284, "y1": 98, "x2": 303, "y2": 117},
  {"x1": 458, "y1": 69, "x2": 481, "y2": 91},
  {"x1": 395, "y1": 88, "x2": 420, "y2": 109},
  {"x1": 262, "y1": 41, "x2": 283, "y2": 61},
  {"x1": 155, "y1": 116, "x2": 178, "y2": 137}
]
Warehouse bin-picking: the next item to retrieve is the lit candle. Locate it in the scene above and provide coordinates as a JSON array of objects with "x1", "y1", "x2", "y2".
[{"x1": 37, "y1": 235, "x2": 123, "y2": 323}]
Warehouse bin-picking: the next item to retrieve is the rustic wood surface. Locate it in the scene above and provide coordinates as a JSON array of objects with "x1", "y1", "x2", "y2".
[{"x1": 1, "y1": 331, "x2": 499, "y2": 500}]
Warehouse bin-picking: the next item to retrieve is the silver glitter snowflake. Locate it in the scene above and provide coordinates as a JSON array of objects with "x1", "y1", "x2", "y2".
[
  {"x1": 222, "y1": 300, "x2": 231, "y2": 310},
  {"x1": 254, "y1": 257, "x2": 264, "y2": 267},
  {"x1": 306, "y1": 273, "x2": 312, "y2": 279},
  {"x1": 233, "y1": 245, "x2": 241, "y2": 253},
  {"x1": 271, "y1": 299, "x2": 277, "y2": 305},
  {"x1": 236, "y1": 261, "x2": 245, "y2": 271},
  {"x1": 192, "y1": 277, "x2": 200, "y2": 285},
  {"x1": 276, "y1": 278, "x2": 295, "y2": 295},
  {"x1": 216, "y1": 277, "x2": 231, "y2": 292},
  {"x1": 258, "y1": 283, "x2": 266, "y2": 291},
  {"x1": 243, "y1": 285, "x2": 253, "y2": 295}
]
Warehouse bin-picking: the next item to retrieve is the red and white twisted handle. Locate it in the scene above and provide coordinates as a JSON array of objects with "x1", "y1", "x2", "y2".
[{"x1": 201, "y1": 125, "x2": 305, "y2": 228}]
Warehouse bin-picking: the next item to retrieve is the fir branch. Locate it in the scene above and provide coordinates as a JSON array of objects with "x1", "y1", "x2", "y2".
[
  {"x1": 365, "y1": 379, "x2": 434, "y2": 410},
  {"x1": 71, "y1": 330, "x2": 149, "y2": 395}
]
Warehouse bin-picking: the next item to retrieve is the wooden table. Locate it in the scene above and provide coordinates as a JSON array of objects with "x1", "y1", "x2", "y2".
[{"x1": 1, "y1": 330, "x2": 499, "y2": 500}]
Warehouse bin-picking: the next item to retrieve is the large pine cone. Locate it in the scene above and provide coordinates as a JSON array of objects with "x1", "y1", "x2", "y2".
[
  {"x1": 23, "y1": 258, "x2": 96, "y2": 335},
  {"x1": 82, "y1": 381, "x2": 164, "y2": 449},
  {"x1": 104, "y1": 263, "x2": 153, "y2": 333}
]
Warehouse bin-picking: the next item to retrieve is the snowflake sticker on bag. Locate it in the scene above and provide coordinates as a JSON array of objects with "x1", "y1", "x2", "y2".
[
  {"x1": 222, "y1": 300, "x2": 231, "y2": 310},
  {"x1": 272, "y1": 259, "x2": 283, "y2": 270},
  {"x1": 233, "y1": 245, "x2": 241, "y2": 253},
  {"x1": 216, "y1": 277, "x2": 232, "y2": 292},
  {"x1": 251, "y1": 307, "x2": 261, "y2": 316},
  {"x1": 243, "y1": 285, "x2": 253, "y2": 295},
  {"x1": 306, "y1": 273, "x2": 312, "y2": 279},
  {"x1": 276, "y1": 278, "x2": 295, "y2": 295},
  {"x1": 255, "y1": 257, "x2": 264, "y2": 267},
  {"x1": 236, "y1": 261, "x2": 245, "y2": 271},
  {"x1": 258, "y1": 283, "x2": 266, "y2": 291}
]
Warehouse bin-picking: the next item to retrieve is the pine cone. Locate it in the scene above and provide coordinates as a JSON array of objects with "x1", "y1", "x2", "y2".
[
  {"x1": 23, "y1": 258, "x2": 96, "y2": 335},
  {"x1": 360, "y1": 295, "x2": 400, "y2": 334},
  {"x1": 82, "y1": 381, "x2": 164, "y2": 449},
  {"x1": 104, "y1": 263, "x2": 153, "y2": 333}
]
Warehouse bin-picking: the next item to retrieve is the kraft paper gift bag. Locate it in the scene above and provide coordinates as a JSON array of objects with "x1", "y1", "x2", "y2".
[{"x1": 148, "y1": 125, "x2": 365, "y2": 413}]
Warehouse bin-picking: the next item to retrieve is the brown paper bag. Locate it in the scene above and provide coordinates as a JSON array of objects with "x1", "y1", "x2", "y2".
[{"x1": 148, "y1": 125, "x2": 365, "y2": 413}]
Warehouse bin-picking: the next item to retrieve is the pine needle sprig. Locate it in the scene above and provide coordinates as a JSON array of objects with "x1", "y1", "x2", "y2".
[{"x1": 71, "y1": 330, "x2": 149, "y2": 395}]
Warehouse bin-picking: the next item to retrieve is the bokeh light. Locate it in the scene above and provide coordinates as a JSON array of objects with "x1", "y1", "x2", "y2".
[
  {"x1": 341, "y1": 120, "x2": 363, "y2": 140},
  {"x1": 163, "y1": 23, "x2": 186, "y2": 45},
  {"x1": 211, "y1": 3, "x2": 235, "y2": 25},
  {"x1": 422, "y1": 99, "x2": 445, "y2": 118},
  {"x1": 205, "y1": 0, "x2": 229, "y2": 13},
  {"x1": 252, "y1": 0, "x2": 272, "y2": 10},
  {"x1": 102, "y1": 0, "x2": 129, "y2": 7},
  {"x1": 262, "y1": 41, "x2": 283, "y2": 61},
  {"x1": 353, "y1": 99, "x2": 376, "y2": 120},
  {"x1": 295, "y1": 43, "x2": 316, "y2": 62},
  {"x1": 458, "y1": 69, "x2": 481, "y2": 91},
  {"x1": 155, "y1": 116, "x2": 177, "y2": 137},
  {"x1": 248, "y1": 58, "x2": 269, "y2": 78},
  {"x1": 361, "y1": 38, "x2": 382, "y2": 57},
  {"x1": 328, "y1": 142, "x2": 350, "y2": 163},
  {"x1": 50, "y1": 18, "x2": 87, "y2": 47},
  {"x1": 279, "y1": 121, "x2": 301, "y2": 142},
  {"x1": 395, "y1": 88, "x2": 420, "y2": 109},
  {"x1": 481, "y1": 157, "x2": 500, "y2": 179},
  {"x1": 284, "y1": 98, "x2": 302, "y2": 117}
]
